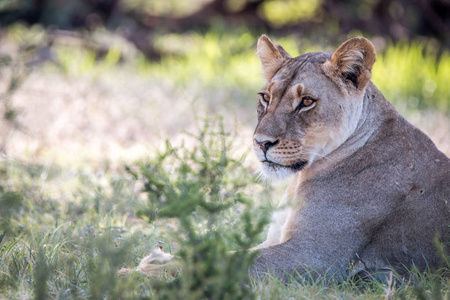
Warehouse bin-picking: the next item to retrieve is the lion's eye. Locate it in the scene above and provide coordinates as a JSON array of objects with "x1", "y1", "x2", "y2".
[
  {"x1": 258, "y1": 93, "x2": 270, "y2": 105},
  {"x1": 261, "y1": 93, "x2": 270, "y2": 103},
  {"x1": 296, "y1": 97, "x2": 316, "y2": 112},
  {"x1": 302, "y1": 98, "x2": 314, "y2": 107}
]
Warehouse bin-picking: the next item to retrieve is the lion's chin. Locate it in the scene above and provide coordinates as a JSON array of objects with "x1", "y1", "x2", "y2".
[{"x1": 257, "y1": 160, "x2": 307, "y2": 182}]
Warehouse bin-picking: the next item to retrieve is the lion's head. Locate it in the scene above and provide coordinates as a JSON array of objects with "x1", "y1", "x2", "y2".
[{"x1": 254, "y1": 36, "x2": 377, "y2": 180}]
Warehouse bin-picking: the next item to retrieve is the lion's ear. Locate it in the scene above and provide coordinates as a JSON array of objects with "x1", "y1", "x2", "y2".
[
  {"x1": 257, "y1": 35, "x2": 291, "y2": 81},
  {"x1": 327, "y1": 37, "x2": 376, "y2": 91}
]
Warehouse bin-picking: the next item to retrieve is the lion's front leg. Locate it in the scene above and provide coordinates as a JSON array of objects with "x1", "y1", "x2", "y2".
[
  {"x1": 251, "y1": 241, "x2": 327, "y2": 281},
  {"x1": 251, "y1": 207, "x2": 292, "y2": 250},
  {"x1": 250, "y1": 239, "x2": 354, "y2": 282},
  {"x1": 250, "y1": 203, "x2": 380, "y2": 281}
]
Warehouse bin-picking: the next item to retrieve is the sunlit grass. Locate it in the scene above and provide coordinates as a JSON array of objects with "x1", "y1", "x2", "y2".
[
  {"x1": 373, "y1": 41, "x2": 450, "y2": 112},
  {"x1": 1, "y1": 119, "x2": 449, "y2": 299},
  {"x1": 137, "y1": 31, "x2": 450, "y2": 113},
  {"x1": 0, "y1": 158, "x2": 157, "y2": 298}
]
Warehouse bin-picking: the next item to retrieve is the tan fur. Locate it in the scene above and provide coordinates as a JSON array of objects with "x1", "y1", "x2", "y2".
[
  {"x1": 322, "y1": 37, "x2": 376, "y2": 94},
  {"x1": 252, "y1": 36, "x2": 450, "y2": 281},
  {"x1": 257, "y1": 35, "x2": 291, "y2": 81}
]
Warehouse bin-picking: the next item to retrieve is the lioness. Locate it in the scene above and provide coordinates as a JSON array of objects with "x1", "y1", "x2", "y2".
[
  {"x1": 251, "y1": 35, "x2": 450, "y2": 280},
  {"x1": 124, "y1": 36, "x2": 450, "y2": 282}
]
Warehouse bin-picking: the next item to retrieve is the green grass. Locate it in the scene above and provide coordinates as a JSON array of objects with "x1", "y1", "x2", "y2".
[
  {"x1": 0, "y1": 118, "x2": 273, "y2": 299},
  {"x1": 1, "y1": 118, "x2": 449, "y2": 299},
  {"x1": 136, "y1": 31, "x2": 450, "y2": 113},
  {"x1": 0, "y1": 159, "x2": 151, "y2": 298},
  {"x1": 372, "y1": 41, "x2": 450, "y2": 112}
]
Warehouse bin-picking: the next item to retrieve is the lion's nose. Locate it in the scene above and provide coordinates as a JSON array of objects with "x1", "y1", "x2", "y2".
[{"x1": 254, "y1": 138, "x2": 279, "y2": 153}]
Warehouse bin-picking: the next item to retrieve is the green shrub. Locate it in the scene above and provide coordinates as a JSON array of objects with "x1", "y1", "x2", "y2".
[
  {"x1": 0, "y1": 190, "x2": 23, "y2": 239},
  {"x1": 130, "y1": 116, "x2": 269, "y2": 299}
]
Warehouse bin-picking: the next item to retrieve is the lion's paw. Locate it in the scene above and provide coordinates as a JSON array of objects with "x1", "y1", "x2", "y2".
[{"x1": 119, "y1": 247, "x2": 178, "y2": 277}]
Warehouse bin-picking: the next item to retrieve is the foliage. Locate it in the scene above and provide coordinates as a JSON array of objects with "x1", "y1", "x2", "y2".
[
  {"x1": 0, "y1": 117, "x2": 271, "y2": 299},
  {"x1": 139, "y1": 29, "x2": 263, "y2": 106},
  {"x1": 136, "y1": 31, "x2": 450, "y2": 114},
  {"x1": 130, "y1": 117, "x2": 269, "y2": 299},
  {"x1": 0, "y1": 38, "x2": 33, "y2": 153},
  {"x1": 0, "y1": 189, "x2": 22, "y2": 240},
  {"x1": 372, "y1": 41, "x2": 450, "y2": 112},
  {"x1": 122, "y1": 0, "x2": 205, "y2": 17},
  {"x1": 0, "y1": 158, "x2": 149, "y2": 298},
  {"x1": 260, "y1": 0, "x2": 323, "y2": 27}
]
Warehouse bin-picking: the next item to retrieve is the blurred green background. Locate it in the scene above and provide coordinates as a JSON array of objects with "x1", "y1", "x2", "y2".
[{"x1": 1, "y1": 0, "x2": 450, "y2": 162}]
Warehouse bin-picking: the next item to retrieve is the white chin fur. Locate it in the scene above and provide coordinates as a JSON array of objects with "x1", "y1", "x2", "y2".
[{"x1": 256, "y1": 163, "x2": 295, "y2": 182}]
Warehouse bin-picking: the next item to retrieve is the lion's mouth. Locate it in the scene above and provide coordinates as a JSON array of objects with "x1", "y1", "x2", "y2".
[{"x1": 262, "y1": 160, "x2": 307, "y2": 172}]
